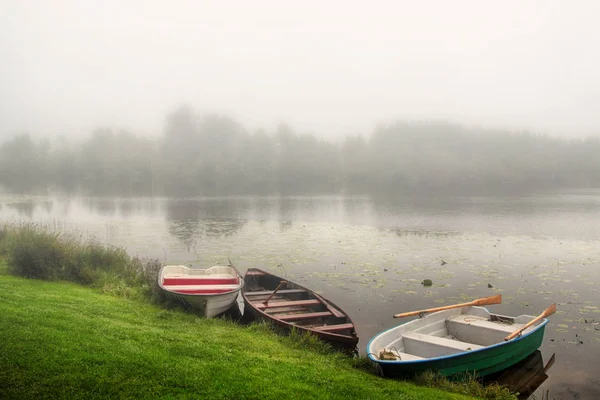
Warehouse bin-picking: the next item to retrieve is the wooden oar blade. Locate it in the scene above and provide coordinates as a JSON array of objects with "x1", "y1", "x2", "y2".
[
  {"x1": 505, "y1": 303, "x2": 556, "y2": 341},
  {"x1": 543, "y1": 303, "x2": 557, "y2": 317},
  {"x1": 472, "y1": 294, "x2": 502, "y2": 306}
]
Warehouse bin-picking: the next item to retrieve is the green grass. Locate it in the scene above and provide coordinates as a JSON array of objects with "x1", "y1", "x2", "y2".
[{"x1": 0, "y1": 268, "x2": 476, "y2": 400}]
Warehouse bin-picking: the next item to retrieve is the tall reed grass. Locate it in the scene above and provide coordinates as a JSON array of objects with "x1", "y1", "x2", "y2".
[{"x1": 0, "y1": 222, "x2": 165, "y2": 302}]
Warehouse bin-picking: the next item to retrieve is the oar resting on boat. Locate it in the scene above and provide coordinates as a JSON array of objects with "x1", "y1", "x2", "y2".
[
  {"x1": 393, "y1": 295, "x2": 502, "y2": 319},
  {"x1": 505, "y1": 303, "x2": 556, "y2": 341},
  {"x1": 369, "y1": 296, "x2": 553, "y2": 378}
]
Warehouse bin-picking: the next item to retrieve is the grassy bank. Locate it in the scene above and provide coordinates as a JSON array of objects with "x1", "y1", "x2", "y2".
[
  {"x1": 0, "y1": 267, "x2": 479, "y2": 400},
  {"x1": 0, "y1": 224, "x2": 516, "y2": 399}
]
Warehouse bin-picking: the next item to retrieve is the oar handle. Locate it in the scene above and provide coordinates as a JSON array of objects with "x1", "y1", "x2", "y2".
[
  {"x1": 263, "y1": 280, "x2": 287, "y2": 305},
  {"x1": 504, "y1": 303, "x2": 556, "y2": 341},
  {"x1": 393, "y1": 294, "x2": 502, "y2": 319}
]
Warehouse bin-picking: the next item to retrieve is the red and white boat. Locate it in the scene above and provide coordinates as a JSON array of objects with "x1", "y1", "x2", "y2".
[{"x1": 158, "y1": 264, "x2": 244, "y2": 318}]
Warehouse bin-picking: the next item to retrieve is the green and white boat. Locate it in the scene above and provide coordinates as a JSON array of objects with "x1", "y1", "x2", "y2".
[{"x1": 367, "y1": 297, "x2": 554, "y2": 378}]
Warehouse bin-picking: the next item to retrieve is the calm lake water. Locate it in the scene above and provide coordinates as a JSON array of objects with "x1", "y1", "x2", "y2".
[{"x1": 1, "y1": 191, "x2": 599, "y2": 399}]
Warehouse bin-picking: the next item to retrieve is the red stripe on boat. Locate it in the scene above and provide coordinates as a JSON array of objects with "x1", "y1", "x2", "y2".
[
  {"x1": 171, "y1": 289, "x2": 235, "y2": 294},
  {"x1": 162, "y1": 277, "x2": 239, "y2": 285}
]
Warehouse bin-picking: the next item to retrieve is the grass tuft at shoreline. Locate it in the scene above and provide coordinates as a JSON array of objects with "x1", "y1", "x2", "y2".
[{"x1": 0, "y1": 222, "x2": 165, "y2": 303}]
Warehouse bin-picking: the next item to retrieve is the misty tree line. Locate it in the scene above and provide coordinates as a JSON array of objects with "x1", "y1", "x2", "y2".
[{"x1": 1, "y1": 106, "x2": 600, "y2": 196}]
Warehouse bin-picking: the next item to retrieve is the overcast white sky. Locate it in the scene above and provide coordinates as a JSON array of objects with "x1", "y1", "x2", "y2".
[{"x1": 1, "y1": 0, "x2": 599, "y2": 139}]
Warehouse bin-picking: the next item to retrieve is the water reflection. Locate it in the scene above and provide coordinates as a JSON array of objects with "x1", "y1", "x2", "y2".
[
  {"x1": 385, "y1": 228, "x2": 457, "y2": 239},
  {"x1": 118, "y1": 199, "x2": 136, "y2": 217},
  {"x1": 165, "y1": 198, "x2": 248, "y2": 220},
  {"x1": 40, "y1": 200, "x2": 53, "y2": 213},
  {"x1": 165, "y1": 199, "x2": 248, "y2": 249},
  {"x1": 86, "y1": 198, "x2": 118, "y2": 216},
  {"x1": 6, "y1": 201, "x2": 36, "y2": 218},
  {"x1": 486, "y1": 351, "x2": 555, "y2": 400},
  {"x1": 279, "y1": 219, "x2": 293, "y2": 232}
]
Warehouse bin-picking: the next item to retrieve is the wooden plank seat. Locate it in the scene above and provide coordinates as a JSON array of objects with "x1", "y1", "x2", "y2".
[
  {"x1": 266, "y1": 305, "x2": 308, "y2": 313},
  {"x1": 245, "y1": 289, "x2": 308, "y2": 296},
  {"x1": 402, "y1": 331, "x2": 484, "y2": 358},
  {"x1": 313, "y1": 323, "x2": 354, "y2": 332},
  {"x1": 255, "y1": 299, "x2": 321, "y2": 310},
  {"x1": 278, "y1": 311, "x2": 333, "y2": 321},
  {"x1": 445, "y1": 315, "x2": 528, "y2": 346}
]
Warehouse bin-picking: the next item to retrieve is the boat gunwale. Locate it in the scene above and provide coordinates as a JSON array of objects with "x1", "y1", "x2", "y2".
[
  {"x1": 366, "y1": 307, "x2": 549, "y2": 365},
  {"x1": 242, "y1": 268, "x2": 359, "y2": 343}
]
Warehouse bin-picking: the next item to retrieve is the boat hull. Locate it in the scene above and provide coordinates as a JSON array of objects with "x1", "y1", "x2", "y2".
[
  {"x1": 243, "y1": 303, "x2": 359, "y2": 350},
  {"x1": 159, "y1": 265, "x2": 243, "y2": 318},
  {"x1": 374, "y1": 324, "x2": 546, "y2": 378},
  {"x1": 165, "y1": 289, "x2": 241, "y2": 318},
  {"x1": 367, "y1": 306, "x2": 549, "y2": 378}
]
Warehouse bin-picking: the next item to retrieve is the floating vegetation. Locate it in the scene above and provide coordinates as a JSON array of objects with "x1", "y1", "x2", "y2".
[{"x1": 421, "y1": 279, "x2": 433, "y2": 287}]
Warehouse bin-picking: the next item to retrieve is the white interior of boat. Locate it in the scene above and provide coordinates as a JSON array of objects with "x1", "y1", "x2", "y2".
[
  {"x1": 162, "y1": 265, "x2": 239, "y2": 278},
  {"x1": 369, "y1": 306, "x2": 544, "y2": 361},
  {"x1": 160, "y1": 265, "x2": 242, "y2": 293}
]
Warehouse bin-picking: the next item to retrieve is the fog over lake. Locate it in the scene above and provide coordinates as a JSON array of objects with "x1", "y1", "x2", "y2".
[{"x1": 2, "y1": 1, "x2": 600, "y2": 399}]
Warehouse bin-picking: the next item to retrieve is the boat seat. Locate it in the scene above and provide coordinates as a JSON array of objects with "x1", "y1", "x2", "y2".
[
  {"x1": 313, "y1": 323, "x2": 354, "y2": 332},
  {"x1": 168, "y1": 288, "x2": 236, "y2": 294},
  {"x1": 245, "y1": 289, "x2": 307, "y2": 296},
  {"x1": 448, "y1": 315, "x2": 524, "y2": 333},
  {"x1": 278, "y1": 311, "x2": 333, "y2": 321},
  {"x1": 446, "y1": 315, "x2": 527, "y2": 346},
  {"x1": 402, "y1": 331, "x2": 484, "y2": 358},
  {"x1": 255, "y1": 299, "x2": 321, "y2": 310}
]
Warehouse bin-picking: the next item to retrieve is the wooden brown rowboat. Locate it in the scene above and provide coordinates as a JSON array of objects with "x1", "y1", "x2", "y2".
[{"x1": 242, "y1": 268, "x2": 358, "y2": 352}]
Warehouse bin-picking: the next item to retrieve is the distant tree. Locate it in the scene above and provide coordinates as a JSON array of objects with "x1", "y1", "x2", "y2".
[
  {"x1": 2, "y1": 108, "x2": 600, "y2": 196},
  {"x1": 0, "y1": 134, "x2": 48, "y2": 192}
]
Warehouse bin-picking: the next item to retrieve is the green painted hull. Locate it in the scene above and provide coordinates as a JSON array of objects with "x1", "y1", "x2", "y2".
[{"x1": 374, "y1": 323, "x2": 546, "y2": 378}]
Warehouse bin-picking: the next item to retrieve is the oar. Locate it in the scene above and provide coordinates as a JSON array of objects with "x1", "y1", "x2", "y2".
[
  {"x1": 227, "y1": 258, "x2": 243, "y2": 281},
  {"x1": 504, "y1": 303, "x2": 556, "y2": 341},
  {"x1": 263, "y1": 280, "x2": 287, "y2": 305},
  {"x1": 393, "y1": 294, "x2": 502, "y2": 319}
]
